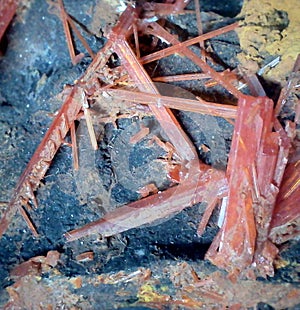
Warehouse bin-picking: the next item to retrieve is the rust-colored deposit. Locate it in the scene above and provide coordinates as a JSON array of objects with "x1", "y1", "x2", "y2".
[{"x1": 1, "y1": 0, "x2": 299, "y2": 287}]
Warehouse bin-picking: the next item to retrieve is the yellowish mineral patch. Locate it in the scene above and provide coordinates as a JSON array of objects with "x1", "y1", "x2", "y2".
[{"x1": 237, "y1": 0, "x2": 300, "y2": 85}]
